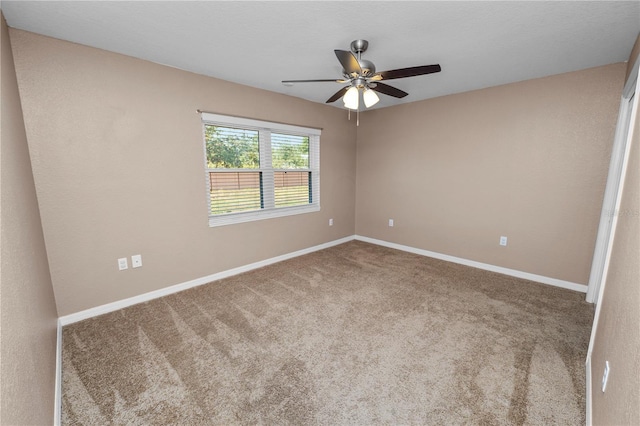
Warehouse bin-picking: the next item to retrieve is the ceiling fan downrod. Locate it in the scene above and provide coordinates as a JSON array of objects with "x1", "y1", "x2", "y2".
[{"x1": 349, "y1": 39, "x2": 376, "y2": 77}]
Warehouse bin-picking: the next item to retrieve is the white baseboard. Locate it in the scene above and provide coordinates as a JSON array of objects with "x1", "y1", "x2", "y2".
[
  {"x1": 59, "y1": 233, "x2": 587, "y2": 327},
  {"x1": 54, "y1": 318, "x2": 62, "y2": 426},
  {"x1": 58, "y1": 235, "x2": 355, "y2": 326},
  {"x1": 354, "y1": 235, "x2": 588, "y2": 293}
]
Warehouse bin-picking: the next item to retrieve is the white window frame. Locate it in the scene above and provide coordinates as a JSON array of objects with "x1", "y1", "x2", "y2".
[{"x1": 201, "y1": 112, "x2": 320, "y2": 227}]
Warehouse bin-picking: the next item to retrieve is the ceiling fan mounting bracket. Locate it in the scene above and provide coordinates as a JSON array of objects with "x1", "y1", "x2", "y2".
[{"x1": 350, "y1": 39, "x2": 369, "y2": 55}]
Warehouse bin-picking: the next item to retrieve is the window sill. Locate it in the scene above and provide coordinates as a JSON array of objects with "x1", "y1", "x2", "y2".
[{"x1": 208, "y1": 204, "x2": 320, "y2": 227}]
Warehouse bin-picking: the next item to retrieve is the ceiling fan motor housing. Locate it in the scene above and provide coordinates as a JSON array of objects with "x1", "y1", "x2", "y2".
[{"x1": 360, "y1": 60, "x2": 376, "y2": 76}]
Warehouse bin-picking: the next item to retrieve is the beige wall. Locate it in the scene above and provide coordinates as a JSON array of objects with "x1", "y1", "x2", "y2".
[
  {"x1": 9, "y1": 29, "x2": 357, "y2": 316},
  {"x1": 356, "y1": 64, "x2": 626, "y2": 284},
  {"x1": 590, "y1": 34, "x2": 640, "y2": 426},
  {"x1": 0, "y1": 15, "x2": 58, "y2": 424}
]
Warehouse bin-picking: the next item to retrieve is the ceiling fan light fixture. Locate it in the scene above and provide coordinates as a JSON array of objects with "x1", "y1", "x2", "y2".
[
  {"x1": 363, "y1": 88, "x2": 380, "y2": 108},
  {"x1": 343, "y1": 86, "x2": 359, "y2": 110}
]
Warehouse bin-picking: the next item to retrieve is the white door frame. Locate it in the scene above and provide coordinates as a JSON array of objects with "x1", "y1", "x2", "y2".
[
  {"x1": 585, "y1": 56, "x2": 639, "y2": 426},
  {"x1": 586, "y1": 59, "x2": 639, "y2": 304}
]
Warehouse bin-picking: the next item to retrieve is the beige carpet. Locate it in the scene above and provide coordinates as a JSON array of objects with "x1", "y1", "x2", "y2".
[{"x1": 62, "y1": 241, "x2": 594, "y2": 425}]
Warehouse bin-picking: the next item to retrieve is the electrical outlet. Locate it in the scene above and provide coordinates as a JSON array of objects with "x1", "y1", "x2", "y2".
[
  {"x1": 500, "y1": 236, "x2": 508, "y2": 246},
  {"x1": 131, "y1": 254, "x2": 142, "y2": 268},
  {"x1": 389, "y1": 219, "x2": 394, "y2": 227},
  {"x1": 602, "y1": 361, "x2": 610, "y2": 392},
  {"x1": 118, "y1": 257, "x2": 128, "y2": 271},
  {"x1": 329, "y1": 218, "x2": 333, "y2": 226}
]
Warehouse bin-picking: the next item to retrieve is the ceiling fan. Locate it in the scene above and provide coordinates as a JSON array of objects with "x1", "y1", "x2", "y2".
[{"x1": 282, "y1": 39, "x2": 441, "y2": 110}]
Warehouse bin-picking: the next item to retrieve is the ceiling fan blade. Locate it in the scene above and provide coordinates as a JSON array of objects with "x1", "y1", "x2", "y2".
[
  {"x1": 335, "y1": 50, "x2": 362, "y2": 75},
  {"x1": 325, "y1": 86, "x2": 349, "y2": 103},
  {"x1": 371, "y1": 82, "x2": 408, "y2": 98},
  {"x1": 282, "y1": 79, "x2": 344, "y2": 84},
  {"x1": 377, "y1": 64, "x2": 441, "y2": 80}
]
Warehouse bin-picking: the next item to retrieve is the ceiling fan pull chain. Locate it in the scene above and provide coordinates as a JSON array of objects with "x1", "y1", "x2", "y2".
[{"x1": 357, "y1": 109, "x2": 360, "y2": 127}]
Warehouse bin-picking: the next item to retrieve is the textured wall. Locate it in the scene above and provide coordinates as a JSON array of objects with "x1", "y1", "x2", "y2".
[
  {"x1": 0, "y1": 14, "x2": 58, "y2": 424},
  {"x1": 590, "y1": 33, "x2": 640, "y2": 425},
  {"x1": 10, "y1": 29, "x2": 357, "y2": 316},
  {"x1": 356, "y1": 64, "x2": 625, "y2": 284}
]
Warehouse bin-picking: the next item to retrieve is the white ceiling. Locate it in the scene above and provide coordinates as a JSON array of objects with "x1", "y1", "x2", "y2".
[{"x1": 2, "y1": 1, "x2": 639, "y2": 110}]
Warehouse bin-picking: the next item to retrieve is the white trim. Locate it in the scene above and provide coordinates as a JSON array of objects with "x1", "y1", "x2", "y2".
[
  {"x1": 586, "y1": 95, "x2": 628, "y2": 302},
  {"x1": 200, "y1": 112, "x2": 321, "y2": 136},
  {"x1": 208, "y1": 204, "x2": 320, "y2": 227},
  {"x1": 623, "y1": 53, "x2": 640, "y2": 97},
  {"x1": 585, "y1": 56, "x2": 640, "y2": 424},
  {"x1": 355, "y1": 235, "x2": 588, "y2": 293},
  {"x1": 58, "y1": 235, "x2": 355, "y2": 326},
  {"x1": 586, "y1": 355, "x2": 593, "y2": 426},
  {"x1": 587, "y1": 83, "x2": 637, "y2": 303},
  {"x1": 54, "y1": 318, "x2": 62, "y2": 426}
]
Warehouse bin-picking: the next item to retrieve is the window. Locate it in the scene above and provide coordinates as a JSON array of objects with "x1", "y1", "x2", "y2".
[{"x1": 201, "y1": 113, "x2": 320, "y2": 227}]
